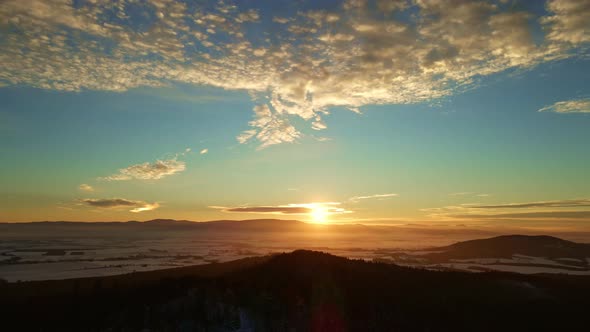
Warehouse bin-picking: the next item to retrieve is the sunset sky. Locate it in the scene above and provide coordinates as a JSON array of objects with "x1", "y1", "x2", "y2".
[{"x1": 1, "y1": 0, "x2": 589, "y2": 227}]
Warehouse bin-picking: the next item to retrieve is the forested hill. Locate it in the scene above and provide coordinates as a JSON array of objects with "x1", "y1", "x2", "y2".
[{"x1": 2, "y1": 250, "x2": 590, "y2": 331}]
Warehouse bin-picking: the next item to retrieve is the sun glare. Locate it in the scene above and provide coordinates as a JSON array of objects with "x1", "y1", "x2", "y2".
[{"x1": 311, "y1": 206, "x2": 328, "y2": 223}]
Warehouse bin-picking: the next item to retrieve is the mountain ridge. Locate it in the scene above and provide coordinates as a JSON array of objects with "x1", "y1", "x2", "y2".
[{"x1": 0, "y1": 218, "x2": 303, "y2": 225}]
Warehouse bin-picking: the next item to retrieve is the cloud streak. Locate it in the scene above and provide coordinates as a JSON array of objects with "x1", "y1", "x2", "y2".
[
  {"x1": 224, "y1": 206, "x2": 312, "y2": 214},
  {"x1": 211, "y1": 202, "x2": 351, "y2": 216},
  {"x1": 349, "y1": 193, "x2": 398, "y2": 202},
  {"x1": 450, "y1": 192, "x2": 490, "y2": 197},
  {"x1": 424, "y1": 198, "x2": 590, "y2": 222},
  {"x1": 451, "y1": 211, "x2": 590, "y2": 220},
  {"x1": 470, "y1": 199, "x2": 590, "y2": 209},
  {"x1": 81, "y1": 198, "x2": 159, "y2": 213},
  {"x1": 538, "y1": 98, "x2": 590, "y2": 114}
]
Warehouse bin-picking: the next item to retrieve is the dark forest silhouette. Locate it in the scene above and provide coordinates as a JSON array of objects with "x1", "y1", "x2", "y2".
[{"x1": 2, "y1": 250, "x2": 590, "y2": 331}]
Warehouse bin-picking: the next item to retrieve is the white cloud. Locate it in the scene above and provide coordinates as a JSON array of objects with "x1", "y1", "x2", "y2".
[
  {"x1": 538, "y1": 98, "x2": 590, "y2": 113},
  {"x1": 101, "y1": 158, "x2": 185, "y2": 181},
  {"x1": 450, "y1": 192, "x2": 491, "y2": 197},
  {"x1": 272, "y1": 17, "x2": 290, "y2": 24},
  {"x1": 1, "y1": 0, "x2": 588, "y2": 148},
  {"x1": 237, "y1": 104, "x2": 302, "y2": 148},
  {"x1": 349, "y1": 193, "x2": 398, "y2": 202},
  {"x1": 542, "y1": 0, "x2": 590, "y2": 44},
  {"x1": 78, "y1": 184, "x2": 94, "y2": 192},
  {"x1": 236, "y1": 9, "x2": 259, "y2": 23}
]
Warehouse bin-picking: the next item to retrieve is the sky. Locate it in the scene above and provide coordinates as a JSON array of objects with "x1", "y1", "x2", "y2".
[{"x1": 0, "y1": 0, "x2": 589, "y2": 229}]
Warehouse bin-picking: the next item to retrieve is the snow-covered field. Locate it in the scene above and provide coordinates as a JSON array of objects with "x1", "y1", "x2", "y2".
[
  {"x1": 2, "y1": 224, "x2": 590, "y2": 281},
  {"x1": 3, "y1": 237, "x2": 590, "y2": 281}
]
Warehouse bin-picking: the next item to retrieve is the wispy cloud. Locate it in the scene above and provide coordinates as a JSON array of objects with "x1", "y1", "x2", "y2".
[
  {"x1": 237, "y1": 104, "x2": 302, "y2": 148},
  {"x1": 451, "y1": 211, "x2": 590, "y2": 220},
  {"x1": 469, "y1": 199, "x2": 590, "y2": 209},
  {"x1": 449, "y1": 192, "x2": 490, "y2": 198},
  {"x1": 349, "y1": 193, "x2": 398, "y2": 202},
  {"x1": 1, "y1": 0, "x2": 588, "y2": 148},
  {"x1": 424, "y1": 198, "x2": 590, "y2": 222},
  {"x1": 450, "y1": 192, "x2": 474, "y2": 196},
  {"x1": 78, "y1": 184, "x2": 94, "y2": 192},
  {"x1": 538, "y1": 98, "x2": 590, "y2": 113},
  {"x1": 81, "y1": 198, "x2": 159, "y2": 213},
  {"x1": 223, "y1": 206, "x2": 311, "y2": 214},
  {"x1": 210, "y1": 202, "x2": 351, "y2": 216},
  {"x1": 100, "y1": 159, "x2": 185, "y2": 181}
]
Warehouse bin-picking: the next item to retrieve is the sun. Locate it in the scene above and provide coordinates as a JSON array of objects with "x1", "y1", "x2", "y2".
[{"x1": 311, "y1": 206, "x2": 328, "y2": 223}]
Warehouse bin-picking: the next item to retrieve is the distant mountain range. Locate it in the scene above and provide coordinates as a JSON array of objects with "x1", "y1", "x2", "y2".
[
  {"x1": 2, "y1": 218, "x2": 303, "y2": 225},
  {"x1": 0, "y1": 218, "x2": 314, "y2": 233},
  {"x1": 0, "y1": 218, "x2": 471, "y2": 239},
  {"x1": 0, "y1": 218, "x2": 312, "y2": 230}
]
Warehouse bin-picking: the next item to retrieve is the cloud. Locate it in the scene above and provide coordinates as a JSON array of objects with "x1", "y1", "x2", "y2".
[
  {"x1": 129, "y1": 203, "x2": 160, "y2": 213},
  {"x1": 1, "y1": 0, "x2": 588, "y2": 148},
  {"x1": 101, "y1": 158, "x2": 185, "y2": 181},
  {"x1": 451, "y1": 211, "x2": 590, "y2": 220},
  {"x1": 211, "y1": 202, "x2": 352, "y2": 215},
  {"x1": 224, "y1": 206, "x2": 312, "y2": 214},
  {"x1": 237, "y1": 104, "x2": 302, "y2": 148},
  {"x1": 200, "y1": 148, "x2": 208, "y2": 154},
  {"x1": 349, "y1": 193, "x2": 398, "y2": 202},
  {"x1": 272, "y1": 17, "x2": 290, "y2": 24},
  {"x1": 449, "y1": 192, "x2": 490, "y2": 197},
  {"x1": 81, "y1": 198, "x2": 159, "y2": 213},
  {"x1": 78, "y1": 184, "x2": 94, "y2": 192},
  {"x1": 542, "y1": 0, "x2": 590, "y2": 44},
  {"x1": 469, "y1": 199, "x2": 590, "y2": 209},
  {"x1": 538, "y1": 98, "x2": 590, "y2": 113},
  {"x1": 424, "y1": 198, "x2": 590, "y2": 222}
]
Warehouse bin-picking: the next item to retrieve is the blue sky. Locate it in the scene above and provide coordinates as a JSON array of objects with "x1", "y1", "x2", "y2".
[{"x1": 0, "y1": 0, "x2": 589, "y2": 228}]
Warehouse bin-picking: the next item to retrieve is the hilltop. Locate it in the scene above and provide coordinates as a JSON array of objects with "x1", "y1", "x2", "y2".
[{"x1": 430, "y1": 234, "x2": 590, "y2": 259}]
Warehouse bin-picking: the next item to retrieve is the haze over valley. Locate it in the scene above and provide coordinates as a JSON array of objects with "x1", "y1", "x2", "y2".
[{"x1": 3, "y1": 219, "x2": 590, "y2": 282}]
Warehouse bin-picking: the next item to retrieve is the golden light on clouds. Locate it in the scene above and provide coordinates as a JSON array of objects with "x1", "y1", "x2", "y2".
[{"x1": 210, "y1": 202, "x2": 351, "y2": 222}]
